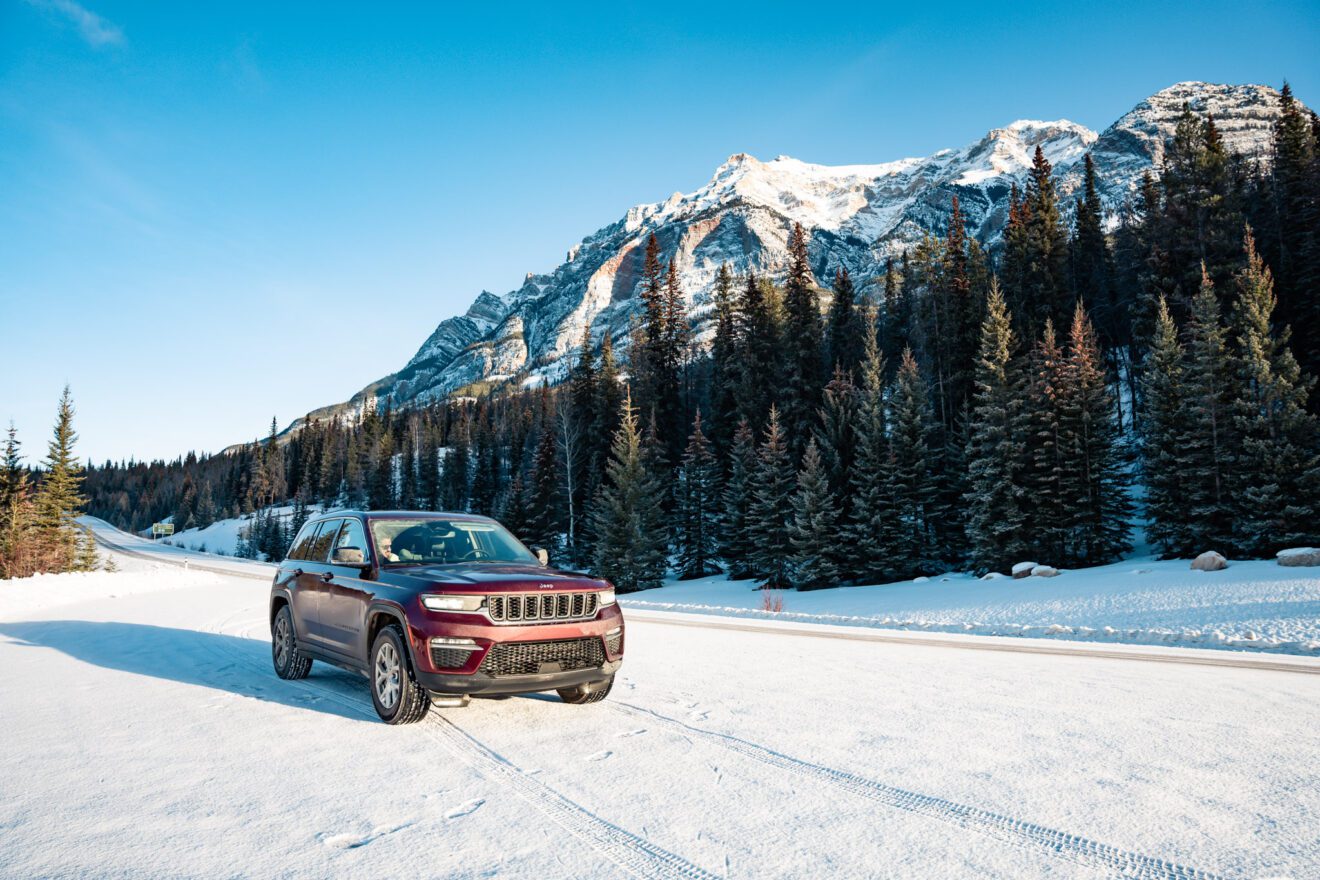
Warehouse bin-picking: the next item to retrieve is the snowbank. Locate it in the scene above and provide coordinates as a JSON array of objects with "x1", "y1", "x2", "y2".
[{"x1": 622, "y1": 555, "x2": 1320, "y2": 656}]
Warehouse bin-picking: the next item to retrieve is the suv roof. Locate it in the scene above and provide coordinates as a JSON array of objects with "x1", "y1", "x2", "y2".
[{"x1": 308, "y1": 509, "x2": 494, "y2": 523}]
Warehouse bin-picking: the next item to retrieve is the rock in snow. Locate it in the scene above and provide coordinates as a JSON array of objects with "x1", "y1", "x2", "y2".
[
  {"x1": 1191, "y1": 551, "x2": 1229, "y2": 572},
  {"x1": 278, "y1": 82, "x2": 1298, "y2": 437},
  {"x1": 1278, "y1": 547, "x2": 1320, "y2": 567},
  {"x1": 1031, "y1": 565, "x2": 1061, "y2": 578},
  {"x1": 1012, "y1": 562, "x2": 1039, "y2": 579}
]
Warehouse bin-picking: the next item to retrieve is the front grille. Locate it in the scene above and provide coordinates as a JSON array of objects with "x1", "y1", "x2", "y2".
[
  {"x1": 430, "y1": 646, "x2": 474, "y2": 669},
  {"x1": 487, "y1": 591, "x2": 599, "y2": 624},
  {"x1": 480, "y1": 637, "x2": 605, "y2": 677},
  {"x1": 605, "y1": 630, "x2": 623, "y2": 656}
]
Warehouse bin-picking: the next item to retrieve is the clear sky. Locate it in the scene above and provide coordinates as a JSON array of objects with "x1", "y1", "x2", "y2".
[{"x1": 2, "y1": 0, "x2": 1317, "y2": 464}]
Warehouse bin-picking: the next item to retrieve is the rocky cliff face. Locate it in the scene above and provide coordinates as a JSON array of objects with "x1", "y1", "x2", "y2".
[{"x1": 287, "y1": 81, "x2": 1287, "y2": 433}]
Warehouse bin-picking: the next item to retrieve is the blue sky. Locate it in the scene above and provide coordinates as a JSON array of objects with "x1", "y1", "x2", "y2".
[{"x1": 2, "y1": 0, "x2": 1317, "y2": 463}]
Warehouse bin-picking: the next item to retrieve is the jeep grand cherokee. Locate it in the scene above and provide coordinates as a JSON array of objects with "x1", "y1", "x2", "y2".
[{"x1": 269, "y1": 510, "x2": 623, "y2": 724}]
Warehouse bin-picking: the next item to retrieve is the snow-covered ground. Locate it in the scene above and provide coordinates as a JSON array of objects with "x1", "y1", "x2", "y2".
[
  {"x1": 625, "y1": 558, "x2": 1320, "y2": 656},
  {"x1": 159, "y1": 503, "x2": 317, "y2": 558},
  {"x1": 2, "y1": 534, "x2": 1319, "y2": 877}
]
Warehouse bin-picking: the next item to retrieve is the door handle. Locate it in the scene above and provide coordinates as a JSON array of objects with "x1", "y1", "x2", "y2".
[{"x1": 321, "y1": 571, "x2": 334, "y2": 583}]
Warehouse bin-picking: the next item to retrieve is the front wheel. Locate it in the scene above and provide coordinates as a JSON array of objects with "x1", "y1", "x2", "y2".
[
  {"x1": 272, "y1": 605, "x2": 312, "y2": 680},
  {"x1": 370, "y1": 626, "x2": 430, "y2": 724},
  {"x1": 557, "y1": 675, "x2": 614, "y2": 704}
]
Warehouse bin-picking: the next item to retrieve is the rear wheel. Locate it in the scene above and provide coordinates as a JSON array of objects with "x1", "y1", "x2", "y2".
[
  {"x1": 272, "y1": 605, "x2": 312, "y2": 680},
  {"x1": 370, "y1": 625, "x2": 430, "y2": 724},
  {"x1": 557, "y1": 675, "x2": 614, "y2": 704}
]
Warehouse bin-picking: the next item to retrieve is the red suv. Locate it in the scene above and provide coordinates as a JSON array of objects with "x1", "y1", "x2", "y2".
[{"x1": 269, "y1": 510, "x2": 624, "y2": 724}]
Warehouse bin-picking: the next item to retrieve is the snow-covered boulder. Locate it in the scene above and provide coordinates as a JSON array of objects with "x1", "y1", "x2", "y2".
[
  {"x1": 1191, "y1": 551, "x2": 1228, "y2": 572},
  {"x1": 913, "y1": 576, "x2": 930, "y2": 583},
  {"x1": 981, "y1": 571, "x2": 1009, "y2": 580},
  {"x1": 1031, "y1": 565, "x2": 1060, "y2": 578},
  {"x1": 1012, "y1": 561, "x2": 1038, "y2": 579},
  {"x1": 1277, "y1": 547, "x2": 1320, "y2": 567}
]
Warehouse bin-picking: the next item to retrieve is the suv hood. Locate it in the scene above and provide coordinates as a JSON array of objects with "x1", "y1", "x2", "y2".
[{"x1": 388, "y1": 563, "x2": 608, "y2": 592}]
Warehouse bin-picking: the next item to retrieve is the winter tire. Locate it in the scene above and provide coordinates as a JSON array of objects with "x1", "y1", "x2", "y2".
[
  {"x1": 370, "y1": 625, "x2": 430, "y2": 724},
  {"x1": 272, "y1": 605, "x2": 312, "y2": 680},
  {"x1": 557, "y1": 675, "x2": 614, "y2": 704}
]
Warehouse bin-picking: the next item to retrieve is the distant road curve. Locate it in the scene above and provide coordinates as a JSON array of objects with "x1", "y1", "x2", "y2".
[{"x1": 84, "y1": 517, "x2": 1320, "y2": 676}]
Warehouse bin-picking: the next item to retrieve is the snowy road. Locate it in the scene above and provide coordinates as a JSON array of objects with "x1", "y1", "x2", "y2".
[{"x1": 1, "y1": 532, "x2": 1318, "y2": 877}]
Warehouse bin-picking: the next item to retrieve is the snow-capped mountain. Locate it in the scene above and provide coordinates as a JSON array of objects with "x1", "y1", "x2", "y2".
[{"x1": 287, "y1": 82, "x2": 1287, "y2": 432}]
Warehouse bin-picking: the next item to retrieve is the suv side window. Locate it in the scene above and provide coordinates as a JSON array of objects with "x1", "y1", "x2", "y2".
[
  {"x1": 287, "y1": 522, "x2": 318, "y2": 561},
  {"x1": 305, "y1": 519, "x2": 342, "y2": 563},
  {"x1": 332, "y1": 519, "x2": 370, "y2": 565}
]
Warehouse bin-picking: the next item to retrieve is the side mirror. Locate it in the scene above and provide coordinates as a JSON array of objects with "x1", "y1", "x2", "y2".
[
  {"x1": 532, "y1": 547, "x2": 549, "y2": 566},
  {"x1": 332, "y1": 547, "x2": 370, "y2": 567}
]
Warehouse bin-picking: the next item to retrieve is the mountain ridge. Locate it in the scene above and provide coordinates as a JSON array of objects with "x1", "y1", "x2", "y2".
[{"x1": 280, "y1": 81, "x2": 1290, "y2": 438}]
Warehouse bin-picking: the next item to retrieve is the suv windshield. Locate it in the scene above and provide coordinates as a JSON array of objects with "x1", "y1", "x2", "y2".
[{"x1": 369, "y1": 517, "x2": 537, "y2": 566}]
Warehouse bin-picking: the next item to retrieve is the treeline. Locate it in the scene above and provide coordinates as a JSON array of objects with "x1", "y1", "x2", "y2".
[
  {"x1": 1, "y1": 387, "x2": 102, "y2": 579},
  {"x1": 84, "y1": 87, "x2": 1320, "y2": 589}
]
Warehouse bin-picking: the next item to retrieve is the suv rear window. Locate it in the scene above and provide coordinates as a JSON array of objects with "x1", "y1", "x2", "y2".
[
  {"x1": 304, "y1": 519, "x2": 342, "y2": 563},
  {"x1": 287, "y1": 522, "x2": 319, "y2": 561}
]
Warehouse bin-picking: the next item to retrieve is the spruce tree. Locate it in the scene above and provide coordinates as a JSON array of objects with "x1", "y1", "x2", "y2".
[
  {"x1": 1022, "y1": 320, "x2": 1069, "y2": 563},
  {"x1": 736, "y1": 272, "x2": 782, "y2": 431},
  {"x1": 524, "y1": 408, "x2": 562, "y2": 556},
  {"x1": 590, "y1": 390, "x2": 669, "y2": 592},
  {"x1": 1072, "y1": 154, "x2": 1120, "y2": 357},
  {"x1": 1059, "y1": 302, "x2": 1132, "y2": 564},
  {"x1": 1230, "y1": 228, "x2": 1320, "y2": 552},
  {"x1": 1271, "y1": 83, "x2": 1320, "y2": 384},
  {"x1": 0, "y1": 424, "x2": 38, "y2": 579},
  {"x1": 826, "y1": 267, "x2": 865, "y2": 376},
  {"x1": 748, "y1": 406, "x2": 795, "y2": 588},
  {"x1": 1180, "y1": 268, "x2": 1238, "y2": 553},
  {"x1": 780, "y1": 223, "x2": 824, "y2": 453},
  {"x1": 34, "y1": 385, "x2": 85, "y2": 570},
  {"x1": 708, "y1": 263, "x2": 740, "y2": 455},
  {"x1": 965, "y1": 280, "x2": 1029, "y2": 573},
  {"x1": 74, "y1": 524, "x2": 100, "y2": 572},
  {"x1": 441, "y1": 417, "x2": 471, "y2": 512},
  {"x1": 720, "y1": 419, "x2": 759, "y2": 579},
  {"x1": 888, "y1": 349, "x2": 940, "y2": 576},
  {"x1": 849, "y1": 321, "x2": 898, "y2": 582},
  {"x1": 676, "y1": 411, "x2": 721, "y2": 579},
  {"x1": 1140, "y1": 297, "x2": 1192, "y2": 556},
  {"x1": 787, "y1": 438, "x2": 841, "y2": 589},
  {"x1": 816, "y1": 366, "x2": 859, "y2": 527}
]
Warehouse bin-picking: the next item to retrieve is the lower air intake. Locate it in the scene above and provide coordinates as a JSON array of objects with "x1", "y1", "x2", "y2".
[{"x1": 480, "y1": 638, "x2": 605, "y2": 677}]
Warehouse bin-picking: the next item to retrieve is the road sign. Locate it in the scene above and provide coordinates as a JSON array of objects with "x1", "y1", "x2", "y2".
[{"x1": 152, "y1": 522, "x2": 174, "y2": 538}]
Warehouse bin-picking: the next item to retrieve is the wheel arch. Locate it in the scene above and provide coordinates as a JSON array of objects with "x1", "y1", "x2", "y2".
[
  {"x1": 269, "y1": 590, "x2": 293, "y2": 627},
  {"x1": 365, "y1": 601, "x2": 416, "y2": 667}
]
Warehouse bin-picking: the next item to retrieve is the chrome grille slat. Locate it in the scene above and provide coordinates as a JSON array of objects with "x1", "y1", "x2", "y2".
[{"x1": 485, "y1": 590, "x2": 602, "y2": 625}]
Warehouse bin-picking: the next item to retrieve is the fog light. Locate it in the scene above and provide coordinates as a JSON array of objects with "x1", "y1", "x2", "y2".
[
  {"x1": 429, "y1": 637, "x2": 478, "y2": 650},
  {"x1": 606, "y1": 626, "x2": 622, "y2": 636}
]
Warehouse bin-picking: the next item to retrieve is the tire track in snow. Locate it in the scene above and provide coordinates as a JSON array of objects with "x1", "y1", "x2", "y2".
[
  {"x1": 610, "y1": 702, "x2": 1226, "y2": 880},
  {"x1": 197, "y1": 612, "x2": 719, "y2": 880}
]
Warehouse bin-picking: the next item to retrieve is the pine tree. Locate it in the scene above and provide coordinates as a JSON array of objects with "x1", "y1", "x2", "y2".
[
  {"x1": 1271, "y1": 82, "x2": 1320, "y2": 384},
  {"x1": 590, "y1": 390, "x2": 669, "y2": 592},
  {"x1": 888, "y1": 349, "x2": 940, "y2": 576},
  {"x1": 780, "y1": 223, "x2": 823, "y2": 454},
  {"x1": 720, "y1": 419, "x2": 759, "y2": 579},
  {"x1": 524, "y1": 403, "x2": 562, "y2": 557},
  {"x1": 708, "y1": 263, "x2": 740, "y2": 455},
  {"x1": 33, "y1": 386, "x2": 85, "y2": 571},
  {"x1": 1022, "y1": 320, "x2": 1069, "y2": 563},
  {"x1": 826, "y1": 267, "x2": 865, "y2": 376},
  {"x1": 1059, "y1": 302, "x2": 1132, "y2": 564},
  {"x1": 736, "y1": 272, "x2": 781, "y2": 431},
  {"x1": 787, "y1": 438, "x2": 841, "y2": 589},
  {"x1": 1229, "y1": 228, "x2": 1320, "y2": 552},
  {"x1": 1072, "y1": 154, "x2": 1121, "y2": 358},
  {"x1": 675, "y1": 411, "x2": 721, "y2": 579},
  {"x1": 74, "y1": 524, "x2": 100, "y2": 572},
  {"x1": 848, "y1": 320, "x2": 898, "y2": 582},
  {"x1": 816, "y1": 366, "x2": 859, "y2": 527},
  {"x1": 748, "y1": 406, "x2": 795, "y2": 588},
  {"x1": 1180, "y1": 268, "x2": 1238, "y2": 553},
  {"x1": 441, "y1": 417, "x2": 471, "y2": 511},
  {"x1": 0, "y1": 424, "x2": 39, "y2": 579},
  {"x1": 1140, "y1": 297, "x2": 1193, "y2": 556},
  {"x1": 965, "y1": 280, "x2": 1029, "y2": 573},
  {"x1": 1006, "y1": 149, "x2": 1071, "y2": 339}
]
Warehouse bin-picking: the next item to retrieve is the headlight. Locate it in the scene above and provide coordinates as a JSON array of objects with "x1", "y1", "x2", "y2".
[
  {"x1": 598, "y1": 589, "x2": 616, "y2": 607},
  {"x1": 421, "y1": 594, "x2": 485, "y2": 612}
]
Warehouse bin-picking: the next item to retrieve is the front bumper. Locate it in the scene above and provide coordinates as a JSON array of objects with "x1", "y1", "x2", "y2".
[
  {"x1": 416, "y1": 659, "x2": 622, "y2": 696},
  {"x1": 405, "y1": 602, "x2": 625, "y2": 696}
]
